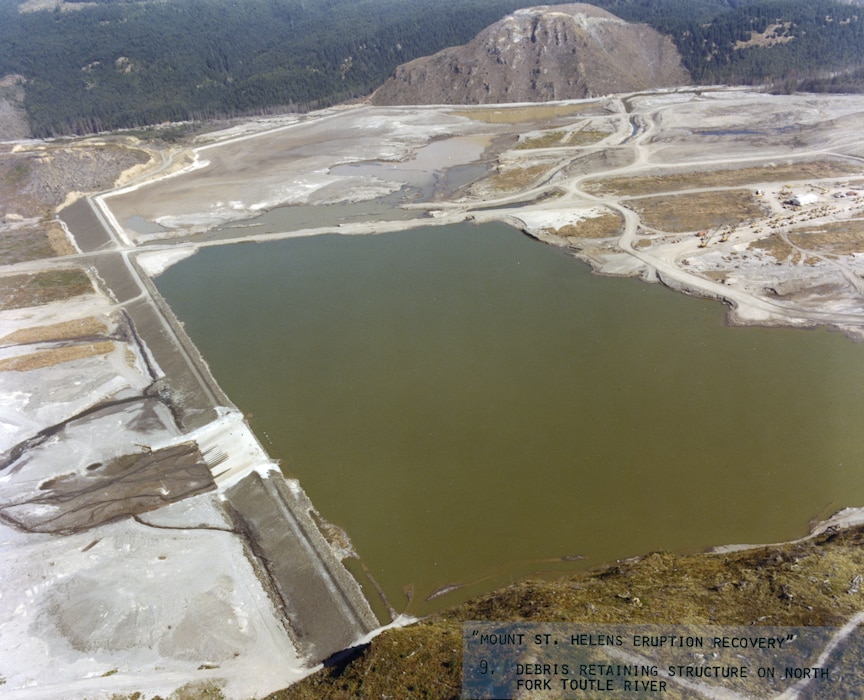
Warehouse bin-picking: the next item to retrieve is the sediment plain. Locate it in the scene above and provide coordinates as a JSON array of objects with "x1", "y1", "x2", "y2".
[{"x1": 3, "y1": 86, "x2": 864, "y2": 699}]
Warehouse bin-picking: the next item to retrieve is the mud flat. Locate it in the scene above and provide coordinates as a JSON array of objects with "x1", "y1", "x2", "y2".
[{"x1": 3, "y1": 87, "x2": 864, "y2": 699}]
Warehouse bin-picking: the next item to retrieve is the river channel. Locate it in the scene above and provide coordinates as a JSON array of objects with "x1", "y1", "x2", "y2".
[{"x1": 156, "y1": 221, "x2": 864, "y2": 617}]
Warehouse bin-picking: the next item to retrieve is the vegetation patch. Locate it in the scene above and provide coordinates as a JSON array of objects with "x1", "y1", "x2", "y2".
[
  {"x1": 583, "y1": 161, "x2": 862, "y2": 197},
  {"x1": 547, "y1": 211, "x2": 624, "y2": 239},
  {"x1": 0, "y1": 316, "x2": 108, "y2": 345},
  {"x1": 789, "y1": 220, "x2": 864, "y2": 255},
  {"x1": 120, "y1": 123, "x2": 204, "y2": 145},
  {"x1": 3, "y1": 161, "x2": 30, "y2": 187},
  {"x1": 451, "y1": 103, "x2": 597, "y2": 124},
  {"x1": 515, "y1": 128, "x2": 609, "y2": 150},
  {"x1": 46, "y1": 220, "x2": 77, "y2": 256},
  {"x1": 0, "y1": 341, "x2": 115, "y2": 372},
  {"x1": 514, "y1": 131, "x2": 568, "y2": 150},
  {"x1": 485, "y1": 164, "x2": 551, "y2": 192},
  {"x1": 628, "y1": 190, "x2": 765, "y2": 233},
  {"x1": 749, "y1": 234, "x2": 802, "y2": 264},
  {"x1": 0, "y1": 226, "x2": 55, "y2": 263},
  {"x1": 0, "y1": 268, "x2": 92, "y2": 310},
  {"x1": 801, "y1": 66, "x2": 864, "y2": 94},
  {"x1": 273, "y1": 525, "x2": 864, "y2": 699},
  {"x1": 109, "y1": 681, "x2": 226, "y2": 700},
  {"x1": 566, "y1": 129, "x2": 610, "y2": 146},
  {"x1": 734, "y1": 23, "x2": 794, "y2": 50},
  {"x1": 271, "y1": 623, "x2": 462, "y2": 700},
  {"x1": 0, "y1": 218, "x2": 73, "y2": 263}
]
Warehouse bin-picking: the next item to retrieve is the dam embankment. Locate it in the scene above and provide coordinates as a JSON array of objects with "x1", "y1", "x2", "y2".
[{"x1": 59, "y1": 195, "x2": 380, "y2": 662}]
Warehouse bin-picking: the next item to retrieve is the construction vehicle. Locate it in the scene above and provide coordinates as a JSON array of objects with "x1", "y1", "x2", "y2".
[{"x1": 698, "y1": 225, "x2": 724, "y2": 248}]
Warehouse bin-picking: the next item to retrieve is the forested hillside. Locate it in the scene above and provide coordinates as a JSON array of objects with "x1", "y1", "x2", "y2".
[
  {"x1": 587, "y1": 0, "x2": 864, "y2": 86},
  {"x1": 0, "y1": 0, "x2": 863, "y2": 137},
  {"x1": 0, "y1": 0, "x2": 541, "y2": 136},
  {"x1": 657, "y1": 0, "x2": 864, "y2": 86}
]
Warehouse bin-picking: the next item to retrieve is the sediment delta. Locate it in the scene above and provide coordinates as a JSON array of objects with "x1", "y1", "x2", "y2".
[{"x1": 2, "y1": 87, "x2": 864, "y2": 698}]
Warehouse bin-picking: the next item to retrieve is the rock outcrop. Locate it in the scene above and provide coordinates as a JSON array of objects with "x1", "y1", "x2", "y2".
[{"x1": 371, "y1": 4, "x2": 690, "y2": 105}]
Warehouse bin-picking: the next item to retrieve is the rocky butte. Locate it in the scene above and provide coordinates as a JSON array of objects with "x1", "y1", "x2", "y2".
[{"x1": 370, "y1": 3, "x2": 690, "y2": 105}]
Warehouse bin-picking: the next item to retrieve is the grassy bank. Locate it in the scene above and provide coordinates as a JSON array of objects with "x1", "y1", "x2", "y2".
[{"x1": 272, "y1": 523, "x2": 864, "y2": 699}]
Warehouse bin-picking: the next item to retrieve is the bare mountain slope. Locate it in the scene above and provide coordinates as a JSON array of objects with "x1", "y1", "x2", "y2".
[{"x1": 371, "y1": 4, "x2": 690, "y2": 105}]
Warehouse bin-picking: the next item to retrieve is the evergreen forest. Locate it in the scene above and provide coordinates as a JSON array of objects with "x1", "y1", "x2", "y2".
[{"x1": 0, "y1": 0, "x2": 862, "y2": 137}]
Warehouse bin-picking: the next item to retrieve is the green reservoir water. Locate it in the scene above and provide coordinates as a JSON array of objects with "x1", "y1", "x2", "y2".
[{"x1": 156, "y1": 222, "x2": 864, "y2": 617}]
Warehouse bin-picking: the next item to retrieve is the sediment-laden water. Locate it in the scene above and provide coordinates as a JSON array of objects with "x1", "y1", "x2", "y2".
[{"x1": 157, "y1": 222, "x2": 864, "y2": 616}]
